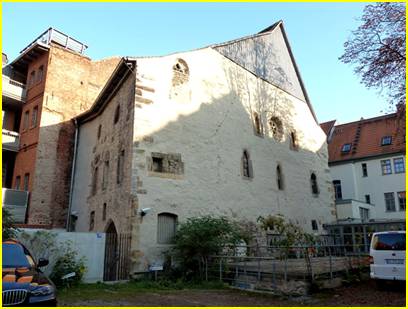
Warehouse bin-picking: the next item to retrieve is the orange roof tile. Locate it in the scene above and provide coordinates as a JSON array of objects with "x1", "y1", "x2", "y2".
[{"x1": 326, "y1": 112, "x2": 405, "y2": 163}]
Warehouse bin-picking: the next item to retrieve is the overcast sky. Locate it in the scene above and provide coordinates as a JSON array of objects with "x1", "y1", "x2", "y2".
[{"x1": 3, "y1": 2, "x2": 392, "y2": 124}]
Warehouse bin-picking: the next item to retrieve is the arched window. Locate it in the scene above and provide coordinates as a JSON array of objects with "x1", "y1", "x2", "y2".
[
  {"x1": 253, "y1": 112, "x2": 262, "y2": 135},
  {"x1": 269, "y1": 117, "x2": 283, "y2": 141},
  {"x1": 311, "y1": 173, "x2": 319, "y2": 195},
  {"x1": 276, "y1": 165, "x2": 284, "y2": 190},
  {"x1": 102, "y1": 203, "x2": 107, "y2": 221},
  {"x1": 170, "y1": 58, "x2": 191, "y2": 102},
  {"x1": 89, "y1": 211, "x2": 95, "y2": 231},
  {"x1": 157, "y1": 213, "x2": 178, "y2": 244},
  {"x1": 242, "y1": 150, "x2": 253, "y2": 178}
]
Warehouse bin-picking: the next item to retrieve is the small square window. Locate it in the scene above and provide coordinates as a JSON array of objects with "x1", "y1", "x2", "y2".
[
  {"x1": 381, "y1": 136, "x2": 392, "y2": 146},
  {"x1": 361, "y1": 163, "x2": 368, "y2": 177},
  {"x1": 341, "y1": 143, "x2": 351, "y2": 153},
  {"x1": 152, "y1": 157, "x2": 164, "y2": 173},
  {"x1": 311, "y1": 220, "x2": 318, "y2": 231},
  {"x1": 365, "y1": 194, "x2": 371, "y2": 204}
]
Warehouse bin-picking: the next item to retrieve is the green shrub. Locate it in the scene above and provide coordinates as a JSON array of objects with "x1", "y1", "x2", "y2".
[{"x1": 2, "y1": 208, "x2": 19, "y2": 240}]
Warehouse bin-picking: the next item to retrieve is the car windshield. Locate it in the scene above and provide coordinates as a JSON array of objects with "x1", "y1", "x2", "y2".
[
  {"x1": 2, "y1": 243, "x2": 31, "y2": 268},
  {"x1": 373, "y1": 233, "x2": 406, "y2": 251}
]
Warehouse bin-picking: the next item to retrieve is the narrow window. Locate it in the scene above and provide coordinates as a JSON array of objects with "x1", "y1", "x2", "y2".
[
  {"x1": 37, "y1": 65, "x2": 44, "y2": 83},
  {"x1": 97, "y1": 124, "x2": 102, "y2": 140},
  {"x1": 381, "y1": 159, "x2": 392, "y2": 175},
  {"x1": 242, "y1": 151, "x2": 250, "y2": 178},
  {"x1": 114, "y1": 105, "x2": 120, "y2": 124},
  {"x1": 23, "y1": 173, "x2": 29, "y2": 191},
  {"x1": 23, "y1": 110, "x2": 29, "y2": 130},
  {"x1": 384, "y1": 192, "x2": 396, "y2": 212},
  {"x1": 333, "y1": 180, "x2": 342, "y2": 200},
  {"x1": 92, "y1": 166, "x2": 99, "y2": 195},
  {"x1": 89, "y1": 211, "x2": 95, "y2": 231},
  {"x1": 102, "y1": 203, "x2": 107, "y2": 221},
  {"x1": 31, "y1": 106, "x2": 38, "y2": 128},
  {"x1": 393, "y1": 158, "x2": 405, "y2": 174},
  {"x1": 102, "y1": 160, "x2": 109, "y2": 190},
  {"x1": 15, "y1": 176, "x2": 21, "y2": 190},
  {"x1": 311, "y1": 173, "x2": 319, "y2": 195},
  {"x1": 311, "y1": 220, "x2": 318, "y2": 231},
  {"x1": 359, "y1": 208, "x2": 369, "y2": 222},
  {"x1": 361, "y1": 163, "x2": 368, "y2": 177},
  {"x1": 365, "y1": 194, "x2": 371, "y2": 204},
  {"x1": 276, "y1": 165, "x2": 284, "y2": 190},
  {"x1": 290, "y1": 131, "x2": 298, "y2": 150},
  {"x1": 29, "y1": 70, "x2": 36, "y2": 87},
  {"x1": 116, "y1": 150, "x2": 125, "y2": 184},
  {"x1": 152, "y1": 157, "x2": 164, "y2": 173},
  {"x1": 253, "y1": 112, "x2": 262, "y2": 135},
  {"x1": 269, "y1": 117, "x2": 283, "y2": 141},
  {"x1": 381, "y1": 136, "x2": 392, "y2": 146},
  {"x1": 341, "y1": 143, "x2": 351, "y2": 153},
  {"x1": 398, "y1": 192, "x2": 406, "y2": 211},
  {"x1": 157, "y1": 213, "x2": 178, "y2": 244}
]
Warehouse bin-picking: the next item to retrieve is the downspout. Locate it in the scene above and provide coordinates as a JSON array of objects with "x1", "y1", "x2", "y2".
[{"x1": 66, "y1": 118, "x2": 79, "y2": 231}]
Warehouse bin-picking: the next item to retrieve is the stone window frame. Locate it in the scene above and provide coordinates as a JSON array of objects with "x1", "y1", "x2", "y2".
[
  {"x1": 276, "y1": 164, "x2": 284, "y2": 190},
  {"x1": 269, "y1": 116, "x2": 283, "y2": 141},
  {"x1": 310, "y1": 172, "x2": 319, "y2": 196},
  {"x1": 289, "y1": 131, "x2": 299, "y2": 150},
  {"x1": 253, "y1": 112, "x2": 263, "y2": 137},
  {"x1": 89, "y1": 211, "x2": 95, "y2": 231},
  {"x1": 147, "y1": 152, "x2": 184, "y2": 179},
  {"x1": 241, "y1": 150, "x2": 253, "y2": 179}
]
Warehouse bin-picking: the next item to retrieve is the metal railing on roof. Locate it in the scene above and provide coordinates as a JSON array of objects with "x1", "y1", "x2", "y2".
[{"x1": 20, "y1": 28, "x2": 88, "y2": 55}]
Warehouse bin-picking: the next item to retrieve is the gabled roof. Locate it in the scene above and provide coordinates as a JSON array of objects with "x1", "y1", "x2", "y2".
[
  {"x1": 76, "y1": 57, "x2": 136, "y2": 124},
  {"x1": 327, "y1": 112, "x2": 405, "y2": 164},
  {"x1": 320, "y1": 120, "x2": 336, "y2": 141}
]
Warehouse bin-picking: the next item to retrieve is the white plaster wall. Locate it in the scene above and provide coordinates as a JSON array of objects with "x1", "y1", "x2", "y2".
[
  {"x1": 18, "y1": 229, "x2": 105, "y2": 283},
  {"x1": 330, "y1": 155, "x2": 405, "y2": 220},
  {"x1": 130, "y1": 47, "x2": 336, "y2": 270}
]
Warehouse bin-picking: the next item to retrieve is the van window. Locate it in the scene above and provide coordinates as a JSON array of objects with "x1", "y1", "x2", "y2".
[{"x1": 372, "y1": 233, "x2": 405, "y2": 251}]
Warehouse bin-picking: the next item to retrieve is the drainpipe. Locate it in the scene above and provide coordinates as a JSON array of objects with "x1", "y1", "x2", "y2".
[{"x1": 66, "y1": 118, "x2": 79, "y2": 231}]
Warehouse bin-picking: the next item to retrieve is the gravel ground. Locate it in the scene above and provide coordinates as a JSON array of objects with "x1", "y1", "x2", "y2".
[{"x1": 59, "y1": 279, "x2": 405, "y2": 307}]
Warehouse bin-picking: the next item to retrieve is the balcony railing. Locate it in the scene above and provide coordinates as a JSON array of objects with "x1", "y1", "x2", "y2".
[
  {"x1": 2, "y1": 129, "x2": 20, "y2": 152},
  {"x1": 2, "y1": 188, "x2": 29, "y2": 224},
  {"x1": 2, "y1": 75, "x2": 27, "y2": 102}
]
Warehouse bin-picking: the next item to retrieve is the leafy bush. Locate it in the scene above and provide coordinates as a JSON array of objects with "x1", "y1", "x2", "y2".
[
  {"x1": 50, "y1": 241, "x2": 86, "y2": 288},
  {"x1": 173, "y1": 216, "x2": 242, "y2": 279},
  {"x1": 2, "y1": 208, "x2": 19, "y2": 240}
]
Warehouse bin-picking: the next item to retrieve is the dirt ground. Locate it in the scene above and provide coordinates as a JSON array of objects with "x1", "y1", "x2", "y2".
[{"x1": 59, "y1": 280, "x2": 405, "y2": 307}]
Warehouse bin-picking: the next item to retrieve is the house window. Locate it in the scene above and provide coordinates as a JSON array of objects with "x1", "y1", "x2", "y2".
[
  {"x1": 365, "y1": 194, "x2": 371, "y2": 204},
  {"x1": 173, "y1": 59, "x2": 189, "y2": 76},
  {"x1": 276, "y1": 165, "x2": 284, "y2": 190},
  {"x1": 116, "y1": 150, "x2": 125, "y2": 184},
  {"x1": 269, "y1": 117, "x2": 283, "y2": 141},
  {"x1": 253, "y1": 112, "x2": 262, "y2": 135},
  {"x1": 37, "y1": 65, "x2": 44, "y2": 83},
  {"x1": 152, "y1": 157, "x2": 164, "y2": 173},
  {"x1": 242, "y1": 150, "x2": 252, "y2": 178},
  {"x1": 398, "y1": 192, "x2": 406, "y2": 211},
  {"x1": 359, "y1": 207, "x2": 369, "y2": 222},
  {"x1": 393, "y1": 158, "x2": 405, "y2": 174},
  {"x1": 361, "y1": 163, "x2": 368, "y2": 177},
  {"x1": 157, "y1": 213, "x2": 178, "y2": 244},
  {"x1": 311, "y1": 220, "x2": 318, "y2": 231},
  {"x1": 384, "y1": 192, "x2": 396, "y2": 212},
  {"x1": 102, "y1": 203, "x2": 107, "y2": 221},
  {"x1": 381, "y1": 159, "x2": 392, "y2": 175},
  {"x1": 311, "y1": 173, "x2": 319, "y2": 195},
  {"x1": 333, "y1": 180, "x2": 342, "y2": 200},
  {"x1": 31, "y1": 106, "x2": 38, "y2": 128},
  {"x1": 89, "y1": 211, "x2": 95, "y2": 231},
  {"x1": 102, "y1": 160, "x2": 109, "y2": 190},
  {"x1": 341, "y1": 143, "x2": 351, "y2": 153},
  {"x1": 114, "y1": 105, "x2": 120, "y2": 124},
  {"x1": 290, "y1": 131, "x2": 298, "y2": 150},
  {"x1": 15, "y1": 176, "x2": 21, "y2": 190},
  {"x1": 97, "y1": 124, "x2": 102, "y2": 140},
  {"x1": 92, "y1": 166, "x2": 99, "y2": 195},
  {"x1": 23, "y1": 110, "x2": 29, "y2": 130},
  {"x1": 29, "y1": 70, "x2": 36, "y2": 87},
  {"x1": 381, "y1": 136, "x2": 392, "y2": 146},
  {"x1": 23, "y1": 173, "x2": 29, "y2": 191}
]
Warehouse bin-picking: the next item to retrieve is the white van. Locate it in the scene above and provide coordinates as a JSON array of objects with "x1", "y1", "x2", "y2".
[{"x1": 369, "y1": 231, "x2": 405, "y2": 282}]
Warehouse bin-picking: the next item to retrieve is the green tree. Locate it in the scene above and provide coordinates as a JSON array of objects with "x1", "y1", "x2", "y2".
[{"x1": 2, "y1": 208, "x2": 18, "y2": 240}]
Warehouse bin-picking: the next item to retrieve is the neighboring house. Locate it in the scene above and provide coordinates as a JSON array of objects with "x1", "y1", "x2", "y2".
[
  {"x1": 70, "y1": 21, "x2": 337, "y2": 275},
  {"x1": 2, "y1": 28, "x2": 119, "y2": 228},
  {"x1": 321, "y1": 109, "x2": 406, "y2": 222}
]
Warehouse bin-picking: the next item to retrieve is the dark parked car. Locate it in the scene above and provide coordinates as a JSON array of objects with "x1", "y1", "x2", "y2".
[{"x1": 2, "y1": 240, "x2": 57, "y2": 306}]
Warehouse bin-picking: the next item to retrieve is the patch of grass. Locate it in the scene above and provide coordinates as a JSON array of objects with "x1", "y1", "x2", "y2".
[{"x1": 57, "y1": 279, "x2": 227, "y2": 302}]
